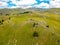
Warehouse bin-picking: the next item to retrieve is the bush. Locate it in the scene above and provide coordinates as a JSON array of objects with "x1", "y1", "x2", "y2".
[
  {"x1": 2, "y1": 19, "x2": 4, "y2": 22},
  {"x1": 33, "y1": 23, "x2": 35, "y2": 27},
  {"x1": 6, "y1": 14, "x2": 9, "y2": 16},
  {"x1": 33, "y1": 31, "x2": 39, "y2": 37},
  {"x1": 0, "y1": 21, "x2": 3, "y2": 25},
  {"x1": 46, "y1": 25, "x2": 49, "y2": 28},
  {"x1": 33, "y1": 22, "x2": 38, "y2": 27}
]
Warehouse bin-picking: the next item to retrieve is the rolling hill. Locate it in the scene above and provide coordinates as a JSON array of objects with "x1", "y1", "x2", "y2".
[{"x1": 0, "y1": 8, "x2": 60, "y2": 45}]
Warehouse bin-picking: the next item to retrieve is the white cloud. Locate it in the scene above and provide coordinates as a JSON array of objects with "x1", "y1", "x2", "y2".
[
  {"x1": 21, "y1": 6, "x2": 32, "y2": 9},
  {"x1": 0, "y1": 0, "x2": 34, "y2": 9},
  {"x1": 8, "y1": 0, "x2": 36, "y2": 9},
  {"x1": 0, "y1": 1, "x2": 8, "y2": 6},
  {"x1": 11, "y1": 0, "x2": 37, "y2": 5},
  {"x1": 50, "y1": 0, "x2": 60, "y2": 8},
  {"x1": 0, "y1": 0, "x2": 10, "y2": 2},
  {"x1": 34, "y1": 2, "x2": 49, "y2": 8},
  {"x1": 0, "y1": 0, "x2": 60, "y2": 9},
  {"x1": 9, "y1": 5, "x2": 32, "y2": 9},
  {"x1": 40, "y1": 0, "x2": 49, "y2": 1}
]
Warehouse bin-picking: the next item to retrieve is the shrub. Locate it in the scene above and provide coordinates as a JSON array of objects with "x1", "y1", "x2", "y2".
[
  {"x1": 33, "y1": 31, "x2": 39, "y2": 37},
  {"x1": 2, "y1": 19, "x2": 4, "y2": 22},
  {"x1": 46, "y1": 25, "x2": 49, "y2": 28},
  {"x1": 33, "y1": 23, "x2": 35, "y2": 27}
]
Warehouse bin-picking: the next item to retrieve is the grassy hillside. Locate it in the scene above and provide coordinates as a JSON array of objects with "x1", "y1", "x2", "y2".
[{"x1": 0, "y1": 9, "x2": 60, "y2": 45}]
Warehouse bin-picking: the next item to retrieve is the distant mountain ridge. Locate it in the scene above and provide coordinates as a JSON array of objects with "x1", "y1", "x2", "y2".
[{"x1": 0, "y1": 8, "x2": 60, "y2": 15}]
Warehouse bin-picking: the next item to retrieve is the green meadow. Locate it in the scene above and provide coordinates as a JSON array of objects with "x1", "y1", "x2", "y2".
[{"x1": 0, "y1": 9, "x2": 60, "y2": 45}]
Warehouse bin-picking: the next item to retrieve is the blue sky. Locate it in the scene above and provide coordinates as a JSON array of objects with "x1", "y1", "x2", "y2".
[{"x1": 0, "y1": 0, "x2": 60, "y2": 9}]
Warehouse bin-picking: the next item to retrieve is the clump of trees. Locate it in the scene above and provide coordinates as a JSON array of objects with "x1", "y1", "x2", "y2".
[
  {"x1": 33, "y1": 22, "x2": 36, "y2": 27},
  {"x1": 2, "y1": 19, "x2": 4, "y2": 22},
  {"x1": 46, "y1": 25, "x2": 49, "y2": 28},
  {"x1": 32, "y1": 22, "x2": 39, "y2": 38},
  {"x1": 33, "y1": 22, "x2": 38, "y2": 27},
  {"x1": 24, "y1": 12, "x2": 29, "y2": 13},
  {"x1": 33, "y1": 31, "x2": 39, "y2": 37},
  {"x1": 0, "y1": 19, "x2": 4, "y2": 25},
  {"x1": 5, "y1": 14, "x2": 9, "y2": 16},
  {"x1": 18, "y1": 11, "x2": 32, "y2": 14}
]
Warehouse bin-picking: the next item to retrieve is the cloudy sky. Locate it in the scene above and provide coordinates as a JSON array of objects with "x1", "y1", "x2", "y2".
[{"x1": 0, "y1": 0, "x2": 60, "y2": 9}]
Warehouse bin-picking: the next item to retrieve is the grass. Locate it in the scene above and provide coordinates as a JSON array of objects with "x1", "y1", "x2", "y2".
[{"x1": 0, "y1": 12, "x2": 60, "y2": 45}]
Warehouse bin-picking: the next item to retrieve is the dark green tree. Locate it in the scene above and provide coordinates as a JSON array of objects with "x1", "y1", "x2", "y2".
[
  {"x1": 33, "y1": 23, "x2": 35, "y2": 27},
  {"x1": 6, "y1": 14, "x2": 9, "y2": 16},
  {"x1": 2, "y1": 19, "x2": 4, "y2": 22},
  {"x1": 33, "y1": 31, "x2": 39, "y2": 37},
  {"x1": 46, "y1": 25, "x2": 49, "y2": 28},
  {"x1": 0, "y1": 21, "x2": 3, "y2": 25}
]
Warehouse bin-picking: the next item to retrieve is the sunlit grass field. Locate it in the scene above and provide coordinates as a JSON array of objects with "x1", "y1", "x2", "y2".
[{"x1": 0, "y1": 12, "x2": 60, "y2": 45}]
